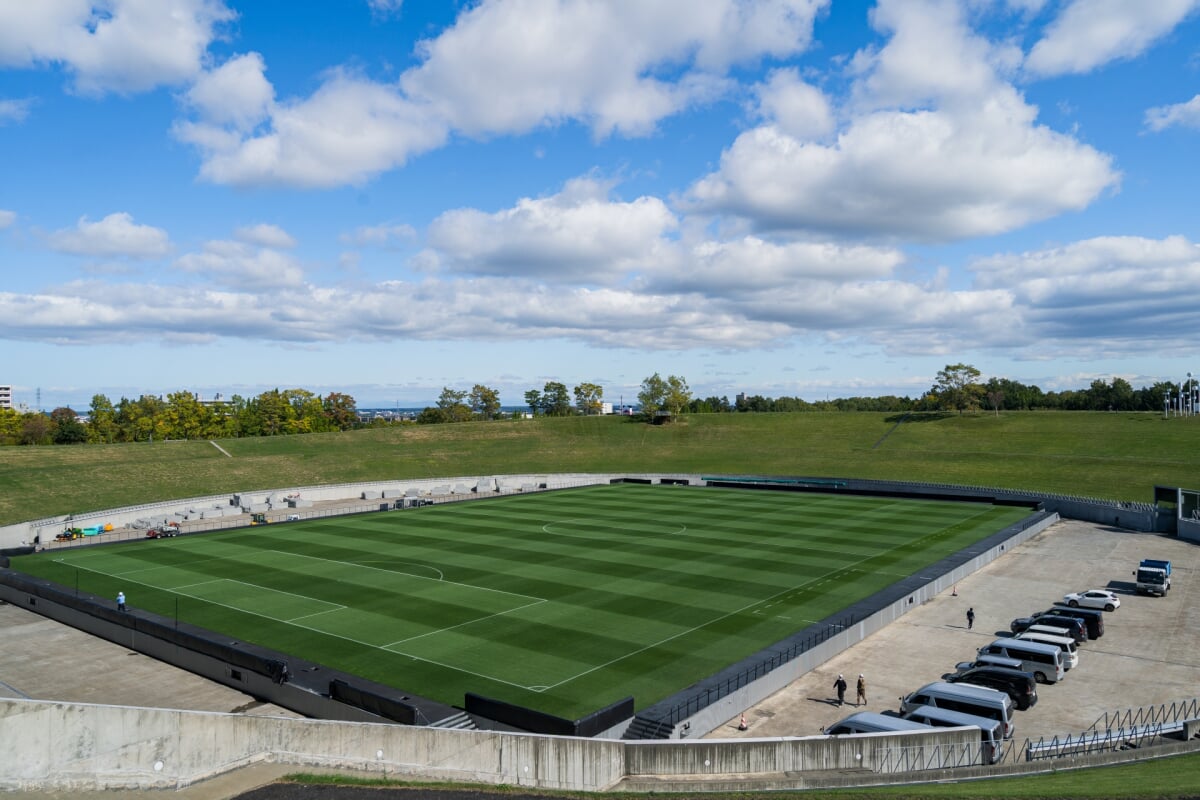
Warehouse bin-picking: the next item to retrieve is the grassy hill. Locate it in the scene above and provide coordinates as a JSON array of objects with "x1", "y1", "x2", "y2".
[{"x1": 2, "y1": 411, "x2": 1198, "y2": 525}]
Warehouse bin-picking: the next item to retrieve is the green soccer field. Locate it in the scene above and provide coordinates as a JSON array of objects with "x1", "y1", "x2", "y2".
[{"x1": 11, "y1": 483, "x2": 1031, "y2": 719}]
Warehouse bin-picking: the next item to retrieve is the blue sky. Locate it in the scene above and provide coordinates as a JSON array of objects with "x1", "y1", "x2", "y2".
[{"x1": 3, "y1": 0, "x2": 1200, "y2": 411}]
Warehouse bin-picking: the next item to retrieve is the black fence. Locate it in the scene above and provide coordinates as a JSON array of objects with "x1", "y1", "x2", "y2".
[
  {"x1": 466, "y1": 692, "x2": 634, "y2": 737},
  {"x1": 330, "y1": 678, "x2": 419, "y2": 725},
  {"x1": 655, "y1": 615, "x2": 856, "y2": 727}
]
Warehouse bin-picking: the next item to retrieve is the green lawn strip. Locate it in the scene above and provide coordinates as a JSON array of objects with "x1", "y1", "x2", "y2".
[
  {"x1": 4, "y1": 412, "x2": 1200, "y2": 525},
  {"x1": 277, "y1": 749, "x2": 1200, "y2": 798}
]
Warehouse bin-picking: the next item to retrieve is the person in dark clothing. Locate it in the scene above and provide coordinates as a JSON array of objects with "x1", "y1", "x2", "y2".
[
  {"x1": 966, "y1": 607, "x2": 975, "y2": 630},
  {"x1": 833, "y1": 674, "x2": 848, "y2": 705},
  {"x1": 856, "y1": 674, "x2": 868, "y2": 706}
]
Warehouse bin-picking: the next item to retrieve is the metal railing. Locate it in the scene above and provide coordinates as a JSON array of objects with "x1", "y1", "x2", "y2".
[
  {"x1": 1093, "y1": 698, "x2": 1200, "y2": 734},
  {"x1": 876, "y1": 741, "x2": 987, "y2": 773}
]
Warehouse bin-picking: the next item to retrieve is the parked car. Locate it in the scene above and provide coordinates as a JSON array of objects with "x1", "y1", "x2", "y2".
[
  {"x1": 1035, "y1": 606, "x2": 1104, "y2": 639},
  {"x1": 1015, "y1": 614, "x2": 1088, "y2": 642},
  {"x1": 1062, "y1": 589, "x2": 1120, "y2": 611},
  {"x1": 940, "y1": 666, "x2": 1039, "y2": 710}
]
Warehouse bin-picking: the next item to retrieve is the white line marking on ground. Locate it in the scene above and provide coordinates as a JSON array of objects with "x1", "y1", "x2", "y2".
[
  {"x1": 383, "y1": 598, "x2": 547, "y2": 648},
  {"x1": 264, "y1": 548, "x2": 542, "y2": 603},
  {"x1": 209, "y1": 440, "x2": 232, "y2": 458}
]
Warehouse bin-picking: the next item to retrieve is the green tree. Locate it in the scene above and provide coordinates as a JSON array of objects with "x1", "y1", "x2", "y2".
[
  {"x1": 20, "y1": 413, "x2": 52, "y2": 445},
  {"x1": 87, "y1": 394, "x2": 117, "y2": 443},
  {"x1": 0, "y1": 408, "x2": 21, "y2": 445},
  {"x1": 161, "y1": 391, "x2": 207, "y2": 440},
  {"x1": 50, "y1": 407, "x2": 88, "y2": 444},
  {"x1": 469, "y1": 384, "x2": 502, "y2": 420},
  {"x1": 523, "y1": 389, "x2": 542, "y2": 416},
  {"x1": 933, "y1": 364, "x2": 983, "y2": 414},
  {"x1": 541, "y1": 382, "x2": 572, "y2": 416},
  {"x1": 663, "y1": 375, "x2": 692, "y2": 417},
  {"x1": 573, "y1": 382, "x2": 603, "y2": 415},
  {"x1": 255, "y1": 389, "x2": 296, "y2": 436},
  {"x1": 436, "y1": 387, "x2": 472, "y2": 423},
  {"x1": 637, "y1": 373, "x2": 667, "y2": 418},
  {"x1": 323, "y1": 392, "x2": 358, "y2": 431}
]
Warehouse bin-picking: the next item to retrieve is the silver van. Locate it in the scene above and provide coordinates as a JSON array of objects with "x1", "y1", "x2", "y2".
[
  {"x1": 903, "y1": 705, "x2": 1004, "y2": 764},
  {"x1": 1017, "y1": 630, "x2": 1079, "y2": 670},
  {"x1": 823, "y1": 711, "x2": 932, "y2": 735},
  {"x1": 979, "y1": 638, "x2": 1065, "y2": 684},
  {"x1": 899, "y1": 681, "x2": 1015, "y2": 739}
]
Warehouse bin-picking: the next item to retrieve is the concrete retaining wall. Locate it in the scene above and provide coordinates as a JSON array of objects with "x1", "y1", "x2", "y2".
[{"x1": 0, "y1": 698, "x2": 974, "y2": 793}]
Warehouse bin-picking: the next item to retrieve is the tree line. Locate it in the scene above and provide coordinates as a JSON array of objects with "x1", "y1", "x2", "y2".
[
  {"x1": 2, "y1": 365, "x2": 1190, "y2": 446},
  {"x1": 0, "y1": 389, "x2": 359, "y2": 446}
]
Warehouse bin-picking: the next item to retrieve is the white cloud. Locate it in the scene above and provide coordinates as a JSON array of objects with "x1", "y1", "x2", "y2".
[
  {"x1": 340, "y1": 223, "x2": 417, "y2": 248},
  {"x1": 234, "y1": 223, "x2": 296, "y2": 249},
  {"x1": 0, "y1": 209, "x2": 14, "y2": 229},
  {"x1": 424, "y1": 177, "x2": 678, "y2": 282},
  {"x1": 401, "y1": 0, "x2": 826, "y2": 138},
  {"x1": 685, "y1": 0, "x2": 1119, "y2": 240},
  {"x1": 175, "y1": 66, "x2": 449, "y2": 188},
  {"x1": 367, "y1": 0, "x2": 403, "y2": 18},
  {"x1": 1145, "y1": 94, "x2": 1200, "y2": 131},
  {"x1": 47, "y1": 212, "x2": 170, "y2": 258},
  {"x1": 1025, "y1": 0, "x2": 1200, "y2": 77},
  {"x1": 753, "y1": 69, "x2": 833, "y2": 140},
  {"x1": 641, "y1": 237, "x2": 905, "y2": 295},
  {"x1": 175, "y1": 239, "x2": 305, "y2": 290},
  {"x1": 0, "y1": 0, "x2": 235, "y2": 95},
  {"x1": 971, "y1": 235, "x2": 1200, "y2": 346},
  {"x1": 0, "y1": 98, "x2": 33, "y2": 124},
  {"x1": 175, "y1": 0, "x2": 828, "y2": 187},
  {"x1": 181, "y1": 52, "x2": 273, "y2": 129}
]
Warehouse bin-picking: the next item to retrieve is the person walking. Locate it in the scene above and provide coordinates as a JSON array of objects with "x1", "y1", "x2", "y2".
[
  {"x1": 117, "y1": 591, "x2": 126, "y2": 612},
  {"x1": 833, "y1": 673, "x2": 848, "y2": 706},
  {"x1": 966, "y1": 607, "x2": 975, "y2": 630},
  {"x1": 856, "y1": 674, "x2": 868, "y2": 706}
]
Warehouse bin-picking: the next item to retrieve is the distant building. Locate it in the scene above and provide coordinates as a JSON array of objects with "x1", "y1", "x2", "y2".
[{"x1": 0, "y1": 385, "x2": 12, "y2": 410}]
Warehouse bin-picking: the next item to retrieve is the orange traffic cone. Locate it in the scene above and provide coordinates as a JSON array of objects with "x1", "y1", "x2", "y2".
[{"x1": 738, "y1": 713, "x2": 748, "y2": 731}]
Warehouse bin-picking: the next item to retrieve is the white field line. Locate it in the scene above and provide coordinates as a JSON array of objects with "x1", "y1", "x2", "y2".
[
  {"x1": 209, "y1": 440, "x2": 232, "y2": 457},
  {"x1": 60, "y1": 560, "x2": 533, "y2": 689},
  {"x1": 263, "y1": 548, "x2": 544, "y2": 604},
  {"x1": 383, "y1": 597, "x2": 547, "y2": 648}
]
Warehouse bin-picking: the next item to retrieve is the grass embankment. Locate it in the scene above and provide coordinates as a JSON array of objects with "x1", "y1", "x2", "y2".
[
  {"x1": 1, "y1": 411, "x2": 1197, "y2": 525},
  {"x1": 281, "y1": 749, "x2": 1200, "y2": 799}
]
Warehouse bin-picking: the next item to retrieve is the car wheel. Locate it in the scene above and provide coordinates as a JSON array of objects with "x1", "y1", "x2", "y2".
[
  {"x1": 1105, "y1": 603, "x2": 1114, "y2": 611},
  {"x1": 1068, "y1": 600, "x2": 1079, "y2": 607},
  {"x1": 1034, "y1": 672, "x2": 1048, "y2": 684}
]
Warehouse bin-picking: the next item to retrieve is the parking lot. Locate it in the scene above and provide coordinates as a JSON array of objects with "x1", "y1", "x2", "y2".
[{"x1": 708, "y1": 519, "x2": 1200, "y2": 745}]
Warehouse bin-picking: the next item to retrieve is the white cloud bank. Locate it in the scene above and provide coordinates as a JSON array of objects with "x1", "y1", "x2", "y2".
[
  {"x1": 0, "y1": 0, "x2": 234, "y2": 94},
  {"x1": 685, "y1": 0, "x2": 1119, "y2": 241},
  {"x1": 47, "y1": 213, "x2": 170, "y2": 258},
  {"x1": 1145, "y1": 94, "x2": 1200, "y2": 131},
  {"x1": 1025, "y1": 0, "x2": 1200, "y2": 77},
  {"x1": 173, "y1": 0, "x2": 828, "y2": 187}
]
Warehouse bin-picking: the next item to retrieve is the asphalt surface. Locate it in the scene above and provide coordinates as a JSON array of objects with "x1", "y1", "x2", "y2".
[{"x1": 2, "y1": 518, "x2": 1197, "y2": 799}]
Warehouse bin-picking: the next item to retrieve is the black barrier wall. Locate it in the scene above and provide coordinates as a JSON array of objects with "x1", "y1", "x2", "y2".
[{"x1": 466, "y1": 692, "x2": 634, "y2": 737}]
